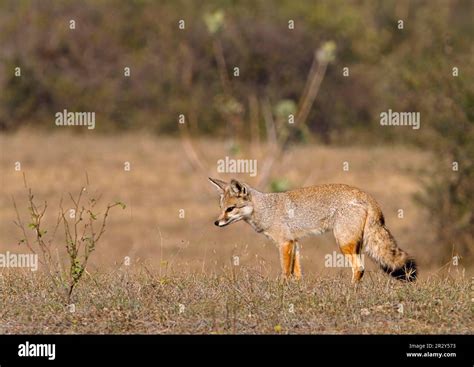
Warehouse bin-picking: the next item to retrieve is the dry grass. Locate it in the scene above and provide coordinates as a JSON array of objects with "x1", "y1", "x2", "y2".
[{"x1": 0, "y1": 266, "x2": 471, "y2": 334}]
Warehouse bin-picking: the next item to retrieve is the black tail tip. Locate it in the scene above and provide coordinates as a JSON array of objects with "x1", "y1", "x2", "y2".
[{"x1": 383, "y1": 259, "x2": 418, "y2": 282}]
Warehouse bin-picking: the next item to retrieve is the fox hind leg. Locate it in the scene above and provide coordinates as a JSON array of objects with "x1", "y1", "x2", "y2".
[
  {"x1": 333, "y1": 207, "x2": 367, "y2": 283},
  {"x1": 340, "y1": 241, "x2": 364, "y2": 283}
]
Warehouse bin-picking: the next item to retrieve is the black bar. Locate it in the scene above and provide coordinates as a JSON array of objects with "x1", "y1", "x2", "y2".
[{"x1": 0, "y1": 334, "x2": 472, "y2": 366}]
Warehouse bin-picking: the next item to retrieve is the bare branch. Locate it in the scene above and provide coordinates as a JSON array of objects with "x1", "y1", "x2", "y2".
[
  {"x1": 12, "y1": 196, "x2": 34, "y2": 254},
  {"x1": 295, "y1": 52, "x2": 328, "y2": 126},
  {"x1": 212, "y1": 38, "x2": 231, "y2": 96},
  {"x1": 178, "y1": 120, "x2": 216, "y2": 196},
  {"x1": 256, "y1": 99, "x2": 282, "y2": 189},
  {"x1": 248, "y1": 93, "x2": 261, "y2": 157}
]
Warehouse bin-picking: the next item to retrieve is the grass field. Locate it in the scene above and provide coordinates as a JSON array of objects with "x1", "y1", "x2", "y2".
[
  {"x1": 1, "y1": 267, "x2": 471, "y2": 334},
  {"x1": 0, "y1": 131, "x2": 472, "y2": 334}
]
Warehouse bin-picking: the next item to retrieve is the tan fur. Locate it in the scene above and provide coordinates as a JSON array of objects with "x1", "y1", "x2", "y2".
[
  {"x1": 209, "y1": 178, "x2": 417, "y2": 282},
  {"x1": 279, "y1": 241, "x2": 302, "y2": 280}
]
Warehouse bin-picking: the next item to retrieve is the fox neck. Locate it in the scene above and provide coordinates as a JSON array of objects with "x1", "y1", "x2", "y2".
[{"x1": 245, "y1": 189, "x2": 280, "y2": 233}]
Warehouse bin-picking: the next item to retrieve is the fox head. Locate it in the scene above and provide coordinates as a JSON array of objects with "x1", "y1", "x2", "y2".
[{"x1": 208, "y1": 177, "x2": 254, "y2": 227}]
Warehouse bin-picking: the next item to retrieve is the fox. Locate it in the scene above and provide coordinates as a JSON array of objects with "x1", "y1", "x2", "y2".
[{"x1": 209, "y1": 177, "x2": 417, "y2": 283}]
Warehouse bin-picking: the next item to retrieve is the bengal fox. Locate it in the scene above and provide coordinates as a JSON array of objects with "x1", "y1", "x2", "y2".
[{"x1": 209, "y1": 177, "x2": 417, "y2": 283}]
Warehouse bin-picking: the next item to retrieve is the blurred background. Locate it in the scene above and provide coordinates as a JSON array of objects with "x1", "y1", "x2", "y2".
[{"x1": 0, "y1": 0, "x2": 472, "y2": 276}]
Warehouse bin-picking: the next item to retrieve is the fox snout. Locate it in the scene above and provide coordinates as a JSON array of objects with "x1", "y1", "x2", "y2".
[
  {"x1": 215, "y1": 220, "x2": 227, "y2": 227},
  {"x1": 214, "y1": 214, "x2": 234, "y2": 227}
]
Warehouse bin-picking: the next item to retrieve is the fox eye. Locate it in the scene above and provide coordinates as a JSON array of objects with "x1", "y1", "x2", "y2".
[{"x1": 226, "y1": 206, "x2": 236, "y2": 213}]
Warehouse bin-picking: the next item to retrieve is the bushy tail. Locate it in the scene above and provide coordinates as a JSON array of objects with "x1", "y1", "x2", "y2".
[{"x1": 363, "y1": 207, "x2": 417, "y2": 282}]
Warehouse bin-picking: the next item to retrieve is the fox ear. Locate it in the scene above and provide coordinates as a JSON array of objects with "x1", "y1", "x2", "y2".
[
  {"x1": 230, "y1": 179, "x2": 249, "y2": 197},
  {"x1": 208, "y1": 177, "x2": 227, "y2": 193}
]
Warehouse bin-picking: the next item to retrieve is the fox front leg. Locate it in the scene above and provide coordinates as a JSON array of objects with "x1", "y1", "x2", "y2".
[{"x1": 279, "y1": 241, "x2": 302, "y2": 280}]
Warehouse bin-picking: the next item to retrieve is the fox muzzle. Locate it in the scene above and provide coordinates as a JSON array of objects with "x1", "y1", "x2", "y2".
[{"x1": 214, "y1": 217, "x2": 239, "y2": 227}]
